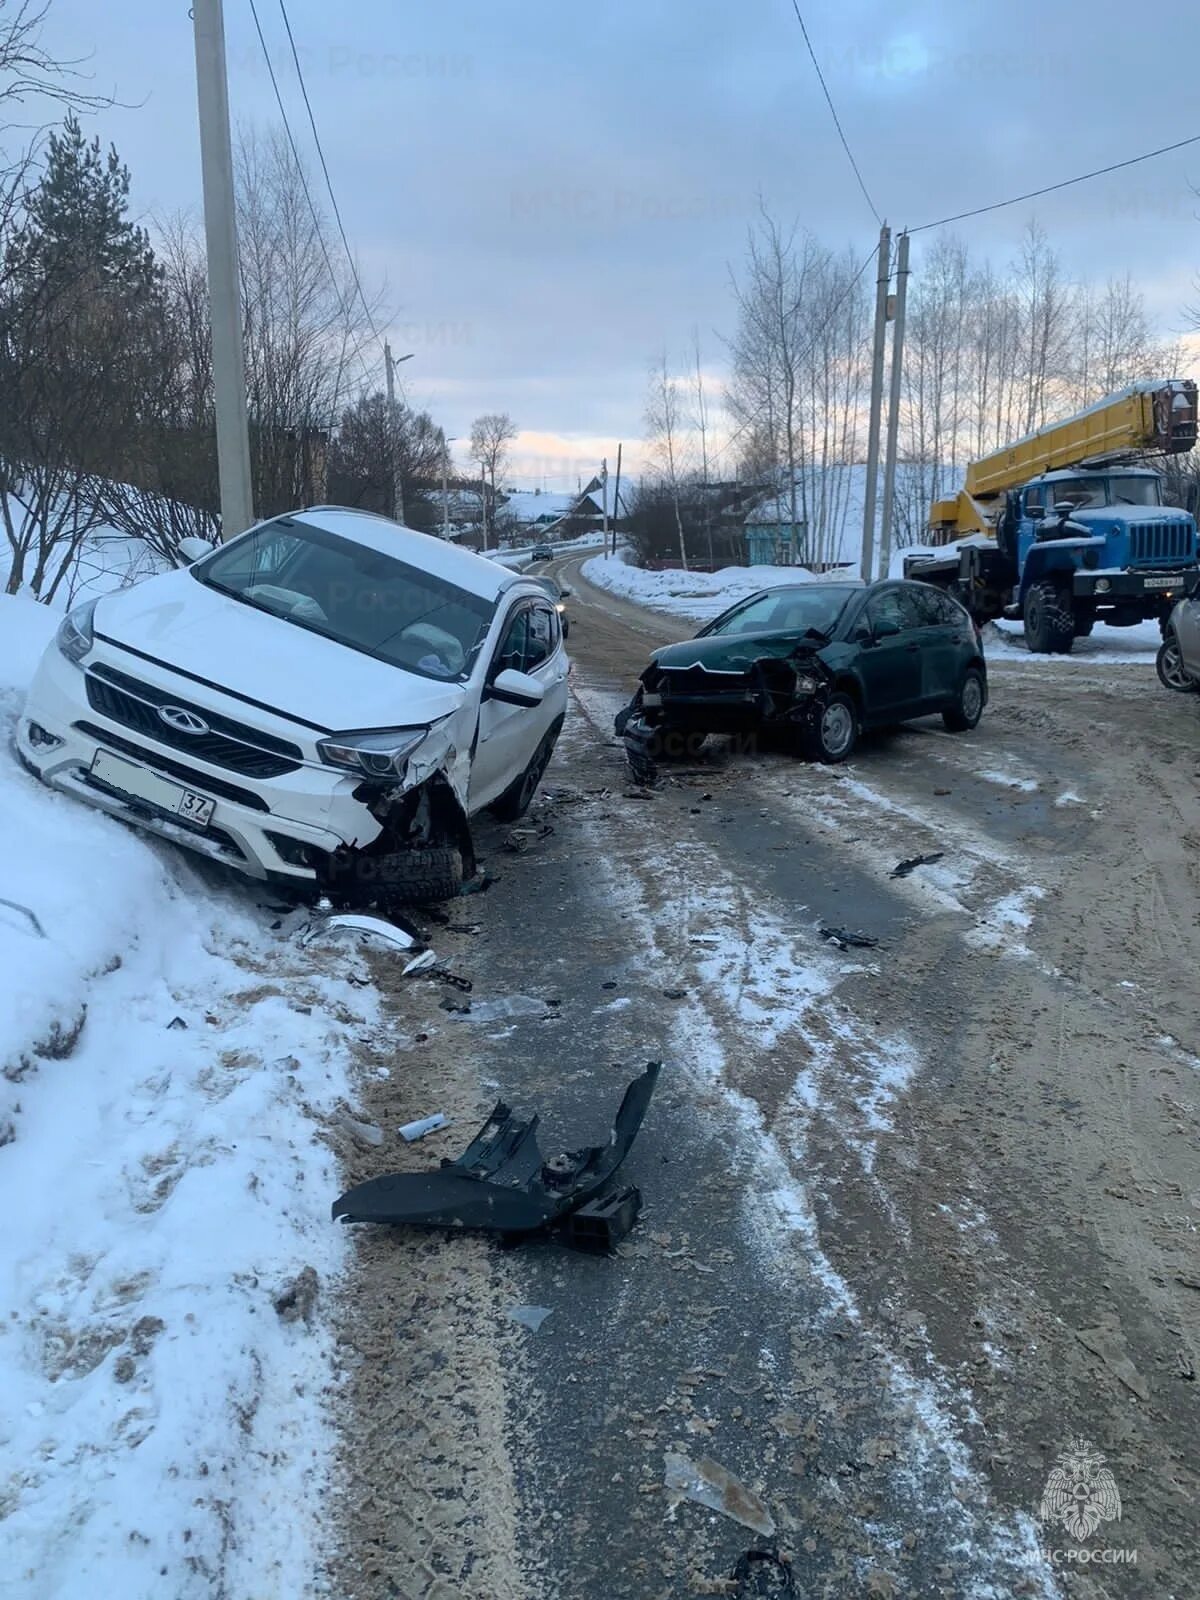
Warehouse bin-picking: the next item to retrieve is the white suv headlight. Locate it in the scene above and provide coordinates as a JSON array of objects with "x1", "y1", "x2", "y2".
[
  {"x1": 317, "y1": 727, "x2": 430, "y2": 779},
  {"x1": 56, "y1": 599, "x2": 97, "y2": 664}
]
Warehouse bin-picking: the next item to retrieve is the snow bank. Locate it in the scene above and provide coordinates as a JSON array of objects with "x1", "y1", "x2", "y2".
[
  {"x1": 581, "y1": 551, "x2": 850, "y2": 623},
  {"x1": 0, "y1": 594, "x2": 370, "y2": 1597}
]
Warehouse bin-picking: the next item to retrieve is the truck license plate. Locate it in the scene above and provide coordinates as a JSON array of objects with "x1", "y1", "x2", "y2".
[
  {"x1": 90, "y1": 749, "x2": 216, "y2": 827},
  {"x1": 1141, "y1": 575, "x2": 1178, "y2": 590}
]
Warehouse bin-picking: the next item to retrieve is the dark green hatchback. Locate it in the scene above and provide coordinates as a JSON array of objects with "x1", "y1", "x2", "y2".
[{"x1": 617, "y1": 579, "x2": 988, "y2": 763}]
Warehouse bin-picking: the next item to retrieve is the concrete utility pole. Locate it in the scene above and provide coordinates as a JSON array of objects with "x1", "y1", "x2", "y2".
[
  {"x1": 859, "y1": 222, "x2": 891, "y2": 581},
  {"x1": 878, "y1": 230, "x2": 911, "y2": 583},
  {"x1": 384, "y1": 344, "x2": 414, "y2": 526},
  {"x1": 192, "y1": 0, "x2": 254, "y2": 541}
]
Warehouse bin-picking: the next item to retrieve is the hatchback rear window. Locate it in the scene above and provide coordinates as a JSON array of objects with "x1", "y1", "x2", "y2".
[{"x1": 195, "y1": 519, "x2": 496, "y2": 682}]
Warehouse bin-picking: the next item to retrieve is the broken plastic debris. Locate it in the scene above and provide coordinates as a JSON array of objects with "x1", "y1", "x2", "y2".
[
  {"x1": 819, "y1": 926, "x2": 879, "y2": 951},
  {"x1": 398, "y1": 1112, "x2": 448, "y2": 1143},
  {"x1": 332, "y1": 1062, "x2": 661, "y2": 1237},
  {"x1": 336, "y1": 1110, "x2": 385, "y2": 1148},
  {"x1": 427, "y1": 966, "x2": 473, "y2": 992},
  {"x1": 297, "y1": 912, "x2": 417, "y2": 952},
  {"x1": 507, "y1": 1305, "x2": 553, "y2": 1333},
  {"x1": 0, "y1": 897, "x2": 45, "y2": 939},
  {"x1": 890, "y1": 852, "x2": 944, "y2": 879},
  {"x1": 663, "y1": 1451, "x2": 775, "y2": 1537},
  {"x1": 447, "y1": 994, "x2": 553, "y2": 1023},
  {"x1": 402, "y1": 949, "x2": 437, "y2": 976},
  {"x1": 166, "y1": 1015, "x2": 189, "y2": 1031},
  {"x1": 560, "y1": 1185, "x2": 642, "y2": 1252}
]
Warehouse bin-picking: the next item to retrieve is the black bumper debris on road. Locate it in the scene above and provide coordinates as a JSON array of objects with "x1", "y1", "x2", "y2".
[{"x1": 332, "y1": 1061, "x2": 661, "y2": 1245}]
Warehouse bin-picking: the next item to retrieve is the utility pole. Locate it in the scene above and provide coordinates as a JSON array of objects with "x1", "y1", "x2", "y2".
[
  {"x1": 610, "y1": 442, "x2": 622, "y2": 559},
  {"x1": 192, "y1": 0, "x2": 254, "y2": 541},
  {"x1": 878, "y1": 230, "x2": 911, "y2": 583},
  {"x1": 441, "y1": 435, "x2": 457, "y2": 540},
  {"x1": 600, "y1": 457, "x2": 609, "y2": 557},
  {"x1": 859, "y1": 222, "x2": 891, "y2": 581},
  {"x1": 384, "y1": 343, "x2": 413, "y2": 526}
]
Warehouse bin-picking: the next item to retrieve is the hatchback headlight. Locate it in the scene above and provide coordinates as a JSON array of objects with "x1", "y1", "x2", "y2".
[
  {"x1": 794, "y1": 674, "x2": 820, "y2": 694},
  {"x1": 56, "y1": 599, "x2": 97, "y2": 665},
  {"x1": 1095, "y1": 578, "x2": 1111, "y2": 593},
  {"x1": 317, "y1": 727, "x2": 430, "y2": 779}
]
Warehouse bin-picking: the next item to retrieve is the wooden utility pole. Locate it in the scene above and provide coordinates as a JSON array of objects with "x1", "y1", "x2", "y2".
[
  {"x1": 600, "y1": 458, "x2": 609, "y2": 557},
  {"x1": 879, "y1": 230, "x2": 911, "y2": 582},
  {"x1": 192, "y1": 0, "x2": 254, "y2": 540},
  {"x1": 610, "y1": 443, "x2": 622, "y2": 558},
  {"x1": 859, "y1": 222, "x2": 891, "y2": 581}
]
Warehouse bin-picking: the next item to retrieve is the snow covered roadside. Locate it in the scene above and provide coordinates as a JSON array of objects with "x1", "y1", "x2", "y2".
[
  {"x1": 0, "y1": 595, "x2": 371, "y2": 1597},
  {"x1": 580, "y1": 550, "x2": 836, "y2": 623}
]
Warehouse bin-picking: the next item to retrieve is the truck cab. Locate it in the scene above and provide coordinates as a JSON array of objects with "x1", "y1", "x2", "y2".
[{"x1": 1001, "y1": 468, "x2": 1198, "y2": 644}]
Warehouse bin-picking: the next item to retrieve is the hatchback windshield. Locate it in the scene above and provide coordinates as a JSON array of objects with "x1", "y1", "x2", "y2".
[
  {"x1": 705, "y1": 584, "x2": 858, "y2": 639},
  {"x1": 195, "y1": 518, "x2": 496, "y2": 681}
]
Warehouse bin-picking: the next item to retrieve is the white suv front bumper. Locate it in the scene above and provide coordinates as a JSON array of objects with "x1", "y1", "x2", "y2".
[{"x1": 16, "y1": 642, "x2": 384, "y2": 886}]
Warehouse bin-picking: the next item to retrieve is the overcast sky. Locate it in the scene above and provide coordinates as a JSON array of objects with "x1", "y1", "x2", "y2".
[{"x1": 34, "y1": 0, "x2": 1200, "y2": 488}]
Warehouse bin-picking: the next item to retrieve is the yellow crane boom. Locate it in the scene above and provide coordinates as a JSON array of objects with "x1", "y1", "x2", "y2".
[{"x1": 930, "y1": 379, "x2": 1198, "y2": 538}]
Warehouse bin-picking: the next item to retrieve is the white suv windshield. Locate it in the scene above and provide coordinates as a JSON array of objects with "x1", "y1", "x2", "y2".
[{"x1": 196, "y1": 519, "x2": 496, "y2": 682}]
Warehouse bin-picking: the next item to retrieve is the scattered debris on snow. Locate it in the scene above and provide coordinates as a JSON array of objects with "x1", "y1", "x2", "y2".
[
  {"x1": 398, "y1": 1112, "x2": 449, "y2": 1143},
  {"x1": 891, "y1": 852, "x2": 945, "y2": 879},
  {"x1": 663, "y1": 1450, "x2": 776, "y2": 1537}
]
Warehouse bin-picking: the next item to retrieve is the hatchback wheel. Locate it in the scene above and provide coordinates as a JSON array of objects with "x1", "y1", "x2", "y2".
[
  {"x1": 943, "y1": 666, "x2": 986, "y2": 732},
  {"x1": 807, "y1": 691, "x2": 858, "y2": 763},
  {"x1": 1156, "y1": 635, "x2": 1197, "y2": 693}
]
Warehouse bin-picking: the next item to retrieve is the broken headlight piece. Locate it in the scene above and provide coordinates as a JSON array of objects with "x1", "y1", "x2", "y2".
[
  {"x1": 794, "y1": 673, "x2": 820, "y2": 694},
  {"x1": 317, "y1": 726, "x2": 430, "y2": 778}
]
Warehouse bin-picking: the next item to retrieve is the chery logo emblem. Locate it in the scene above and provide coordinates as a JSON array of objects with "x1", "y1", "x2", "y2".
[{"x1": 158, "y1": 705, "x2": 210, "y2": 736}]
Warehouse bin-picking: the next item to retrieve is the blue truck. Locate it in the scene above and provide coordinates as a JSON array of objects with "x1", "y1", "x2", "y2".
[{"x1": 904, "y1": 381, "x2": 1200, "y2": 653}]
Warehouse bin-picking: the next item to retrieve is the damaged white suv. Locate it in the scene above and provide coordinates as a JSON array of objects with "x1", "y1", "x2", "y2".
[{"x1": 17, "y1": 508, "x2": 569, "y2": 902}]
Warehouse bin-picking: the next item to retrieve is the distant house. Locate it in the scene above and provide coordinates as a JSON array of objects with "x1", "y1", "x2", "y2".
[
  {"x1": 495, "y1": 488, "x2": 576, "y2": 539},
  {"x1": 742, "y1": 466, "x2": 865, "y2": 570}
]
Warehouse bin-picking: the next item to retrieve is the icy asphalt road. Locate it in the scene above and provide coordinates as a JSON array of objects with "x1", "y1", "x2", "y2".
[{"x1": 327, "y1": 559, "x2": 1200, "y2": 1600}]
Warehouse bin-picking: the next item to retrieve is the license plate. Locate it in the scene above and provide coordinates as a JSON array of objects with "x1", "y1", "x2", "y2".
[
  {"x1": 90, "y1": 750, "x2": 216, "y2": 827},
  {"x1": 1141, "y1": 575, "x2": 1179, "y2": 590}
]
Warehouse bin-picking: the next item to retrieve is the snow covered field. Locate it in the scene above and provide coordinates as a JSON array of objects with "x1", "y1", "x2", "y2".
[{"x1": 0, "y1": 595, "x2": 372, "y2": 1598}]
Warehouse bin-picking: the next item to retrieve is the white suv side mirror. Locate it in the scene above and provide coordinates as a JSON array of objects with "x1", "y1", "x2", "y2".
[
  {"x1": 488, "y1": 668, "x2": 545, "y2": 708},
  {"x1": 177, "y1": 536, "x2": 214, "y2": 564}
]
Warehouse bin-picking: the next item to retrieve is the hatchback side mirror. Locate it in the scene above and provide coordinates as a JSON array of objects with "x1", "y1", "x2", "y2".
[{"x1": 487, "y1": 667, "x2": 545, "y2": 708}]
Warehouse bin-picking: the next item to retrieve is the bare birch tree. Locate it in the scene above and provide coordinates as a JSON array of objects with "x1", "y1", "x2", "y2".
[{"x1": 645, "y1": 351, "x2": 691, "y2": 569}]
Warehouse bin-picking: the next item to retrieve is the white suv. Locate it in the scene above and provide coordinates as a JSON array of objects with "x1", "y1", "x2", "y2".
[{"x1": 17, "y1": 508, "x2": 570, "y2": 902}]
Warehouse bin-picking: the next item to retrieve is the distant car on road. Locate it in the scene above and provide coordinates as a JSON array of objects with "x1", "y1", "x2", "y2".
[
  {"x1": 530, "y1": 575, "x2": 572, "y2": 638},
  {"x1": 616, "y1": 579, "x2": 987, "y2": 764},
  {"x1": 18, "y1": 508, "x2": 570, "y2": 903},
  {"x1": 531, "y1": 543, "x2": 555, "y2": 561},
  {"x1": 1158, "y1": 593, "x2": 1200, "y2": 692}
]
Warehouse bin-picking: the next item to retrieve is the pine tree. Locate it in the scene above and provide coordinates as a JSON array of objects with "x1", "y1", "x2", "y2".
[{"x1": 8, "y1": 112, "x2": 160, "y2": 298}]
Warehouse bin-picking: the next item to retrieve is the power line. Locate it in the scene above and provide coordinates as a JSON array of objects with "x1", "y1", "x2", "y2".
[
  {"x1": 244, "y1": 0, "x2": 378, "y2": 389},
  {"x1": 910, "y1": 132, "x2": 1200, "y2": 234},
  {"x1": 788, "y1": 1, "x2": 881, "y2": 226},
  {"x1": 275, "y1": 0, "x2": 383, "y2": 347}
]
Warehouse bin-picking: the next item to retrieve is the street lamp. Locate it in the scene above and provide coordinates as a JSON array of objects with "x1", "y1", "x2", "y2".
[{"x1": 383, "y1": 345, "x2": 415, "y2": 523}]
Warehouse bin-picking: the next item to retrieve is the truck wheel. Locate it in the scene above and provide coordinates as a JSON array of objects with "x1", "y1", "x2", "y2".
[
  {"x1": 1023, "y1": 581, "x2": 1074, "y2": 654},
  {"x1": 807, "y1": 692, "x2": 858, "y2": 763},
  {"x1": 489, "y1": 723, "x2": 561, "y2": 821},
  {"x1": 1156, "y1": 635, "x2": 1197, "y2": 693},
  {"x1": 374, "y1": 847, "x2": 464, "y2": 904},
  {"x1": 942, "y1": 667, "x2": 986, "y2": 732}
]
